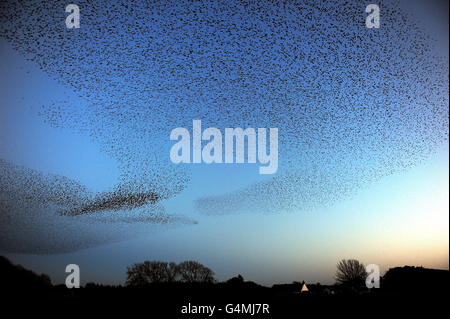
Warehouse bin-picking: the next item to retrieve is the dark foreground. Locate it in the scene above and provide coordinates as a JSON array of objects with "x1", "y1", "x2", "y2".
[
  {"x1": 5, "y1": 283, "x2": 449, "y2": 318},
  {"x1": 2, "y1": 254, "x2": 448, "y2": 318}
]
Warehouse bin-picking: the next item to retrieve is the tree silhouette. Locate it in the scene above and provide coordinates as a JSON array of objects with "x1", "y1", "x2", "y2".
[
  {"x1": 126, "y1": 261, "x2": 178, "y2": 286},
  {"x1": 0, "y1": 255, "x2": 52, "y2": 289},
  {"x1": 335, "y1": 259, "x2": 366, "y2": 289},
  {"x1": 178, "y1": 261, "x2": 215, "y2": 283},
  {"x1": 126, "y1": 260, "x2": 214, "y2": 285}
]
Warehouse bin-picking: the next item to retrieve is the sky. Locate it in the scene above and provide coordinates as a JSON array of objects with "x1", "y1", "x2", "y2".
[{"x1": 0, "y1": 0, "x2": 448, "y2": 286}]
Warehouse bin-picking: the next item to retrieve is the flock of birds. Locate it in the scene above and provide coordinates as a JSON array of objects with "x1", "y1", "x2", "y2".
[
  {"x1": 0, "y1": 159, "x2": 194, "y2": 253},
  {"x1": 0, "y1": 0, "x2": 448, "y2": 253}
]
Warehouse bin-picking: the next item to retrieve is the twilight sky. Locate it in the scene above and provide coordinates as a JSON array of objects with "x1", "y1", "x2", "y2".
[{"x1": 0, "y1": 0, "x2": 448, "y2": 285}]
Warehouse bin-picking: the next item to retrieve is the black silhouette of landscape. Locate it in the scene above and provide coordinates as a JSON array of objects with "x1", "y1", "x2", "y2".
[{"x1": 2, "y1": 255, "x2": 448, "y2": 317}]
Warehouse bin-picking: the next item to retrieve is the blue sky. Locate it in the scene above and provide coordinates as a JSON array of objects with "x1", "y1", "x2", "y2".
[
  {"x1": 0, "y1": 0, "x2": 448, "y2": 285},
  {"x1": 3, "y1": 144, "x2": 448, "y2": 285}
]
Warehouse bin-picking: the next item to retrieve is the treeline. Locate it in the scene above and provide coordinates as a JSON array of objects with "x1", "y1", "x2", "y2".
[
  {"x1": 0, "y1": 255, "x2": 52, "y2": 290},
  {"x1": 3, "y1": 255, "x2": 448, "y2": 317},
  {"x1": 1, "y1": 255, "x2": 448, "y2": 295},
  {"x1": 126, "y1": 260, "x2": 215, "y2": 286}
]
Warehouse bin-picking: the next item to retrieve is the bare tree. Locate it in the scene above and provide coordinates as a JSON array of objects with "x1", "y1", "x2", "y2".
[
  {"x1": 178, "y1": 261, "x2": 215, "y2": 283},
  {"x1": 335, "y1": 259, "x2": 367, "y2": 288},
  {"x1": 126, "y1": 261, "x2": 179, "y2": 286},
  {"x1": 166, "y1": 262, "x2": 179, "y2": 282}
]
